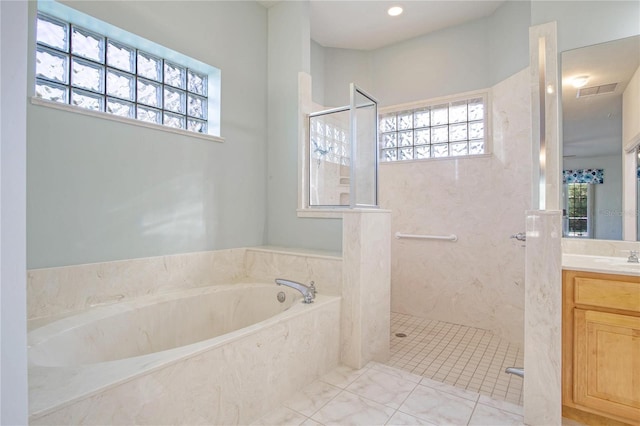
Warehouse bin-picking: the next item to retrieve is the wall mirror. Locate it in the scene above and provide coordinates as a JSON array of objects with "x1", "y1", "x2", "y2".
[{"x1": 561, "y1": 35, "x2": 640, "y2": 241}]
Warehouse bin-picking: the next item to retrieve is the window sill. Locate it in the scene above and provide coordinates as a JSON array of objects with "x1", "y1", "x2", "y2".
[
  {"x1": 379, "y1": 153, "x2": 492, "y2": 165},
  {"x1": 30, "y1": 97, "x2": 225, "y2": 144},
  {"x1": 296, "y1": 207, "x2": 388, "y2": 218},
  {"x1": 297, "y1": 208, "x2": 348, "y2": 219}
]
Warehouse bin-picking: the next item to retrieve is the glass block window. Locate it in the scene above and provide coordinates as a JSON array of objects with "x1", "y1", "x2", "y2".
[
  {"x1": 379, "y1": 96, "x2": 486, "y2": 162},
  {"x1": 35, "y1": 12, "x2": 209, "y2": 134},
  {"x1": 309, "y1": 112, "x2": 350, "y2": 166}
]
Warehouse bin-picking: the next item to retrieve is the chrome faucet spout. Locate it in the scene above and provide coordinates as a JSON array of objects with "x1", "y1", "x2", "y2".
[{"x1": 275, "y1": 279, "x2": 316, "y2": 303}]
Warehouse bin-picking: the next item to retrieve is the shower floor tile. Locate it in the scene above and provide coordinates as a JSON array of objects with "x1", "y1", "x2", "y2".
[{"x1": 386, "y1": 312, "x2": 524, "y2": 406}]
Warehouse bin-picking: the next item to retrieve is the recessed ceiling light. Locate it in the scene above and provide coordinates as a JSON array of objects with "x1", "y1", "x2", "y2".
[
  {"x1": 572, "y1": 76, "x2": 589, "y2": 88},
  {"x1": 388, "y1": 6, "x2": 403, "y2": 17}
]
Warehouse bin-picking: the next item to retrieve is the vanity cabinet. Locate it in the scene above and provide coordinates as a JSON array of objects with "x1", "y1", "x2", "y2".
[{"x1": 563, "y1": 270, "x2": 640, "y2": 426}]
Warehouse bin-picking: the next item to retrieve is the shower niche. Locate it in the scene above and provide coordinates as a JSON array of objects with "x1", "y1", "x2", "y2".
[{"x1": 308, "y1": 84, "x2": 378, "y2": 208}]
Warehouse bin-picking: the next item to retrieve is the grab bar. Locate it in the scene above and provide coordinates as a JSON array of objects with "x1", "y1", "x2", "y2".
[{"x1": 395, "y1": 232, "x2": 458, "y2": 242}]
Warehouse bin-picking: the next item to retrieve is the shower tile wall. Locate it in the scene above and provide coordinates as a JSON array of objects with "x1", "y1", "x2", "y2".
[{"x1": 379, "y1": 68, "x2": 532, "y2": 344}]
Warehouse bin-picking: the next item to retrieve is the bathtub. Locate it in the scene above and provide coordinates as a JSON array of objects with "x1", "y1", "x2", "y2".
[{"x1": 28, "y1": 283, "x2": 341, "y2": 425}]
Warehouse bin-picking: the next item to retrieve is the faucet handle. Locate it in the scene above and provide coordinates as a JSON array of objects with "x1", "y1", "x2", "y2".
[{"x1": 309, "y1": 281, "x2": 316, "y2": 296}]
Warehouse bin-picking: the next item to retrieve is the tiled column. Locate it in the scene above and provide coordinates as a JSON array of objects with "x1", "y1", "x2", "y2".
[
  {"x1": 341, "y1": 209, "x2": 391, "y2": 369},
  {"x1": 524, "y1": 210, "x2": 562, "y2": 426}
]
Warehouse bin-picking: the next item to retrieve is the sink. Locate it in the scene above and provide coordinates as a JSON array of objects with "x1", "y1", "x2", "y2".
[{"x1": 593, "y1": 257, "x2": 639, "y2": 265}]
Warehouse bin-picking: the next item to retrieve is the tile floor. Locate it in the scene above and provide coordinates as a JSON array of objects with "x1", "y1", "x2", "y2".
[
  {"x1": 387, "y1": 313, "x2": 524, "y2": 405},
  {"x1": 253, "y1": 361, "x2": 525, "y2": 425}
]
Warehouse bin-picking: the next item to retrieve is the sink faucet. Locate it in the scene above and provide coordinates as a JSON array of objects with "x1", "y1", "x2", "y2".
[
  {"x1": 275, "y1": 279, "x2": 316, "y2": 303},
  {"x1": 628, "y1": 250, "x2": 639, "y2": 263}
]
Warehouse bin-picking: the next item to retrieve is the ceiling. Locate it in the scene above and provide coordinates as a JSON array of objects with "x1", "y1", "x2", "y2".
[
  {"x1": 259, "y1": 0, "x2": 505, "y2": 51},
  {"x1": 561, "y1": 35, "x2": 640, "y2": 158}
]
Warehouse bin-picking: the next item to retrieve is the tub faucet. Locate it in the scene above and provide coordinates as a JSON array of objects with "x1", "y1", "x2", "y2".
[
  {"x1": 275, "y1": 279, "x2": 316, "y2": 303},
  {"x1": 628, "y1": 250, "x2": 639, "y2": 263}
]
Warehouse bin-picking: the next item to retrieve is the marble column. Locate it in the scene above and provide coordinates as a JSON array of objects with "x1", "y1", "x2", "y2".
[
  {"x1": 341, "y1": 209, "x2": 391, "y2": 369},
  {"x1": 524, "y1": 210, "x2": 562, "y2": 426}
]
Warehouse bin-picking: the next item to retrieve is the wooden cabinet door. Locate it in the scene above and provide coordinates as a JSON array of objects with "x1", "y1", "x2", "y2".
[{"x1": 574, "y1": 309, "x2": 640, "y2": 424}]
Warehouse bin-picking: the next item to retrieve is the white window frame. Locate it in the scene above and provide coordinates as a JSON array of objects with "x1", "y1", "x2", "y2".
[
  {"x1": 32, "y1": 0, "x2": 222, "y2": 143},
  {"x1": 378, "y1": 89, "x2": 491, "y2": 163}
]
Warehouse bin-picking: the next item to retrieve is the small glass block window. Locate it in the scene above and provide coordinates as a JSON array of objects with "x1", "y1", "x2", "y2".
[
  {"x1": 36, "y1": 80, "x2": 68, "y2": 103},
  {"x1": 379, "y1": 94, "x2": 487, "y2": 162},
  {"x1": 107, "y1": 69, "x2": 135, "y2": 101},
  {"x1": 71, "y1": 88, "x2": 104, "y2": 111},
  {"x1": 188, "y1": 70, "x2": 207, "y2": 96},
  {"x1": 138, "y1": 51, "x2": 162, "y2": 82},
  {"x1": 164, "y1": 112, "x2": 185, "y2": 129},
  {"x1": 71, "y1": 58, "x2": 104, "y2": 92},
  {"x1": 37, "y1": 14, "x2": 68, "y2": 52},
  {"x1": 164, "y1": 62, "x2": 186, "y2": 89},
  {"x1": 187, "y1": 94, "x2": 207, "y2": 119},
  {"x1": 35, "y1": 12, "x2": 214, "y2": 137},
  {"x1": 137, "y1": 106, "x2": 162, "y2": 124},
  {"x1": 164, "y1": 87, "x2": 186, "y2": 114},
  {"x1": 71, "y1": 26, "x2": 105, "y2": 63},
  {"x1": 137, "y1": 78, "x2": 162, "y2": 108},
  {"x1": 107, "y1": 98, "x2": 135, "y2": 118},
  {"x1": 36, "y1": 46, "x2": 69, "y2": 83},
  {"x1": 107, "y1": 40, "x2": 135, "y2": 73}
]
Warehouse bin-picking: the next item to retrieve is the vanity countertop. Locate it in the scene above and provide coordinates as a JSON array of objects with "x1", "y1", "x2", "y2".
[{"x1": 562, "y1": 253, "x2": 640, "y2": 276}]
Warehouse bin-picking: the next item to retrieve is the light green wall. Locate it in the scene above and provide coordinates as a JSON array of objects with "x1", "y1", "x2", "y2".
[
  {"x1": 27, "y1": 1, "x2": 268, "y2": 268},
  {"x1": 28, "y1": 1, "x2": 640, "y2": 268},
  {"x1": 531, "y1": 0, "x2": 640, "y2": 53},
  {"x1": 313, "y1": 1, "x2": 532, "y2": 109},
  {"x1": 265, "y1": 1, "x2": 342, "y2": 253}
]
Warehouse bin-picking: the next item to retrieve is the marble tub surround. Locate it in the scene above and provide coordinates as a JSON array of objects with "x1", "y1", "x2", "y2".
[
  {"x1": 524, "y1": 210, "x2": 563, "y2": 426},
  {"x1": 244, "y1": 246, "x2": 343, "y2": 297},
  {"x1": 27, "y1": 248, "x2": 247, "y2": 324},
  {"x1": 379, "y1": 68, "x2": 531, "y2": 345},
  {"x1": 29, "y1": 291, "x2": 341, "y2": 425},
  {"x1": 28, "y1": 246, "x2": 344, "y2": 327},
  {"x1": 341, "y1": 209, "x2": 391, "y2": 369}
]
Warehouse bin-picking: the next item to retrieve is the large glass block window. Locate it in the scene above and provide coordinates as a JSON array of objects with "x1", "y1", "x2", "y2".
[
  {"x1": 35, "y1": 13, "x2": 209, "y2": 134},
  {"x1": 379, "y1": 96, "x2": 486, "y2": 162}
]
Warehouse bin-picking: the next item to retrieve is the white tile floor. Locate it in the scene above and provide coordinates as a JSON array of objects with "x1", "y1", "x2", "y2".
[
  {"x1": 387, "y1": 313, "x2": 524, "y2": 405},
  {"x1": 253, "y1": 362, "x2": 525, "y2": 426}
]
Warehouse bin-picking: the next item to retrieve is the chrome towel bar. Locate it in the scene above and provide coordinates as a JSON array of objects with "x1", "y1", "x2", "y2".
[{"x1": 395, "y1": 232, "x2": 458, "y2": 242}]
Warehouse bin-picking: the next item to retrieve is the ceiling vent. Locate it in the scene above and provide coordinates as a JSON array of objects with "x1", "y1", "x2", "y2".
[{"x1": 576, "y1": 83, "x2": 618, "y2": 98}]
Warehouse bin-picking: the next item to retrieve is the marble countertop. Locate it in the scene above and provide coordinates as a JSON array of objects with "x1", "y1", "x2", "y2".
[{"x1": 562, "y1": 253, "x2": 640, "y2": 276}]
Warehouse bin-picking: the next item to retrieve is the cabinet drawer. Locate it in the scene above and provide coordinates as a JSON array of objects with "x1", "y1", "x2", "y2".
[{"x1": 574, "y1": 277, "x2": 640, "y2": 313}]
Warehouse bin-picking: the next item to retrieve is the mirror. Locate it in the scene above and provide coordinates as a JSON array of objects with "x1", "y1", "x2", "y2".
[{"x1": 561, "y1": 35, "x2": 640, "y2": 240}]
